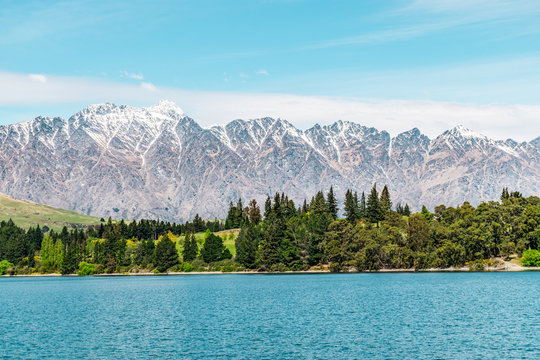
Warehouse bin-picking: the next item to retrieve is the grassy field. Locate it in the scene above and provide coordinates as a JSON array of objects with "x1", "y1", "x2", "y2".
[
  {"x1": 0, "y1": 193, "x2": 103, "y2": 231},
  {"x1": 170, "y1": 228, "x2": 240, "y2": 257}
]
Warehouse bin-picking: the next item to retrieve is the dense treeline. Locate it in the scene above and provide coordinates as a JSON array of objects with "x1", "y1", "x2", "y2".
[
  {"x1": 234, "y1": 185, "x2": 540, "y2": 271},
  {"x1": 1, "y1": 186, "x2": 539, "y2": 275}
]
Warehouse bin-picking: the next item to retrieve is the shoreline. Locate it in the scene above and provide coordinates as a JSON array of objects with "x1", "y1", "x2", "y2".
[{"x1": 3, "y1": 265, "x2": 540, "y2": 277}]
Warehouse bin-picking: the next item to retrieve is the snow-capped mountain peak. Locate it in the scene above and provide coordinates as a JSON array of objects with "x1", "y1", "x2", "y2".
[{"x1": 0, "y1": 102, "x2": 537, "y2": 221}]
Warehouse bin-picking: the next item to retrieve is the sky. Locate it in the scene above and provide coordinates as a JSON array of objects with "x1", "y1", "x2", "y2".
[{"x1": 1, "y1": 0, "x2": 540, "y2": 140}]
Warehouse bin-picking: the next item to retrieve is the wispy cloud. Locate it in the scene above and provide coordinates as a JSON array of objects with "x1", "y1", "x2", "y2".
[
  {"x1": 121, "y1": 71, "x2": 144, "y2": 80},
  {"x1": 256, "y1": 69, "x2": 269, "y2": 76},
  {"x1": 140, "y1": 82, "x2": 156, "y2": 91},
  {"x1": 0, "y1": 71, "x2": 538, "y2": 141},
  {"x1": 304, "y1": 0, "x2": 540, "y2": 49}
]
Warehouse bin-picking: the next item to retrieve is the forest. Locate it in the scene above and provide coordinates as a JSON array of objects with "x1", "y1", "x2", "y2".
[{"x1": 0, "y1": 185, "x2": 539, "y2": 275}]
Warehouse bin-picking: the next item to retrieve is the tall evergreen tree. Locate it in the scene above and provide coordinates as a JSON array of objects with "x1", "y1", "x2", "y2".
[
  {"x1": 200, "y1": 230, "x2": 228, "y2": 263},
  {"x1": 366, "y1": 184, "x2": 383, "y2": 226},
  {"x1": 501, "y1": 187, "x2": 509, "y2": 201},
  {"x1": 380, "y1": 185, "x2": 392, "y2": 213},
  {"x1": 155, "y1": 234, "x2": 179, "y2": 272},
  {"x1": 235, "y1": 225, "x2": 259, "y2": 268},
  {"x1": 403, "y1": 203, "x2": 411, "y2": 216},
  {"x1": 326, "y1": 186, "x2": 339, "y2": 220},
  {"x1": 311, "y1": 191, "x2": 327, "y2": 215},
  {"x1": 264, "y1": 196, "x2": 272, "y2": 219},
  {"x1": 247, "y1": 199, "x2": 262, "y2": 225},
  {"x1": 359, "y1": 192, "x2": 366, "y2": 219},
  {"x1": 302, "y1": 199, "x2": 309, "y2": 214},
  {"x1": 182, "y1": 232, "x2": 198, "y2": 262},
  {"x1": 344, "y1": 189, "x2": 359, "y2": 222}
]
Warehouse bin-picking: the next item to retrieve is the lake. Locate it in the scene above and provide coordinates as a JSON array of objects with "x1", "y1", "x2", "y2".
[{"x1": 1, "y1": 273, "x2": 539, "y2": 359}]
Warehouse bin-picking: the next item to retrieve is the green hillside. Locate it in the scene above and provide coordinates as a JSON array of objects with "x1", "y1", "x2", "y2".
[{"x1": 0, "y1": 193, "x2": 103, "y2": 231}]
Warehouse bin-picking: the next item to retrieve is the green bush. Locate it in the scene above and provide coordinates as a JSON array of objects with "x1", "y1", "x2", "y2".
[
  {"x1": 180, "y1": 263, "x2": 194, "y2": 272},
  {"x1": 469, "y1": 259, "x2": 485, "y2": 272},
  {"x1": 0, "y1": 260, "x2": 14, "y2": 275},
  {"x1": 522, "y1": 249, "x2": 540, "y2": 267},
  {"x1": 77, "y1": 262, "x2": 95, "y2": 276}
]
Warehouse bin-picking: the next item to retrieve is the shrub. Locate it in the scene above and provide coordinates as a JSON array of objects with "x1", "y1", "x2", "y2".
[
  {"x1": 0, "y1": 260, "x2": 14, "y2": 275},
  {"x1": 469, "y1": 259, "x2": 485, "y2": 272},
  {"x1": 522, "y1": 249, "x2": 540, "y2": 267},
  {"x1": 77, "y1": 262, "x2": 95, "y2": 276},
  {"x1": 180, "y1": 263, "x2": 194, "y2": 272}
]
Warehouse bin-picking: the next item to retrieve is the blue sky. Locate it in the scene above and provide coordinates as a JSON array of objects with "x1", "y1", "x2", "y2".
[{"x1": 1, "y1": 0, "x2": 540, "y2": 139}]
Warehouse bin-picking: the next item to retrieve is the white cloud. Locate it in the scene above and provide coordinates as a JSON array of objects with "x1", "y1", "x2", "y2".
[
  {"x1": 140, "y1": 82, "x2": 156, "y2": 91},
  {"x1": 256, "y1": 69, "x2": 269, "y2": 76},
  {"x1": 239, "y1": 72, "x2": 249, "y2": 79},
  {"x1": 0, "y1": 70, "x2": 538, "y2": 141},
  {"x1": 121, "y1": 71, "x2": 144, "y2": 80},
  {"x1": 28, "y1": 74, "x2": 47, "y2": 83}
]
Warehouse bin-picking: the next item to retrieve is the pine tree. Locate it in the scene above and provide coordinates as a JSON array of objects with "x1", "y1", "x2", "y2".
[
  {"x1": 344, "y1": 189, "x2": 358, "y2": 222},
  {"x1": 155, "y1": 234, "x2": 179, "y2": 272},
  {"x1": 380, "y1": 185, "x2": 392, "y2": 213},
  {"x1": 200, "y1": 230, "x2": 228, "y2": 263},
  {"x1": 235, "y1": 225, "x2": 259, "y2": 268},
  {"x1": 403, "y1": 203, "x2": 411, "y2": 216},
  {"x1": 182, "y1": 232, "x2": 198, "y2": 262},
  {"x1": 257, "y1": 217, "x2": 285, "y2": 267},
  {"x1": 359, "y1": 192, "x2": 366, "y2": 219},
  {"x1": 225, "y1": 202, "x2": 235, "y2": 229},
  {"x1": 247, "y1": 199, "x2": 261, "y2": 225},
  {"x1": 501, "y1": 187, "x2": 509, "y2": 201},
  {"x1": 326, "y1": 186, "x2": 338, "y2": 220},
  {"x1": 366, "y1": 184, "x2": 383, "y2": 226},
  {"x1": 264, "y1": 196, "x2": 272, "y2": 219},
  {"x1": 302, "y1": 199, "x2": 309, "y2": 214},
  {"x1": 60, "y1": 244, "x2": 76, "y2": 275},
  {"x1": 311, "y1": 191, "x2": 327, "y2": 215}
]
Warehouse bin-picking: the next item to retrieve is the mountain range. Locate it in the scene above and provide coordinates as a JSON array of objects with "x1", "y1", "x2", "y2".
[{"x1": 0, "y1": 100, "x2": 538, "y2": 222}]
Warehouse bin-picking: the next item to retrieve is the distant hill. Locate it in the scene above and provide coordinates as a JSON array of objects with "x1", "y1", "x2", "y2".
[{"x1": 0, "y1": 192, "x2": 103, "y2": 231}]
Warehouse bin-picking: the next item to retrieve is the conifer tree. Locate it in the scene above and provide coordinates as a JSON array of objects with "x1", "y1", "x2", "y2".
[
  {"x1": 344, "y1": 189, "x2": 358, "y2": 222},
  {"x1": 380, "y1": 185, "x2": 392, "y2": 213},
  {"x1": 60, "y1": 244, "x2": 76, "y2": 275},
  {"x1": 235, "y1": 225, "x2": 259, "y2": 268},
  {"x1": 311, "y1": 191, "x2": 327, "y2": 215},
  {"x1": 326, "y1": 186, "x2": 338, "y2": 220},
  {"x1": 366, "y1": 184, "x2": 383, "y2": 226},
  {"x1": 264, "y1": 196, "x2": 272, "y2": 219},
  {"x1": 182, "y1": 232, "x2": 198, "y2": 262},
  {"x1": 200, "y1": 230, "x2": 228, "y2": 263},
  {"x1": 501, "y1": 187, "x2": 509, "y2": 201},
  {"x1": 155, "y1": 234, "x2": 179, "y2": 272},
  {"x1": 403, "y1": 203, "x2": 411, "y2": 216},
  {"x1": 247, "y1": 199, "x2": 261, "y2": 225},
  {"x1": 359, "y1": 192, "x2": 366, "y2": 219},
  {"x1": 302, "y1": 199, "x2": 309, "y2": 214}
]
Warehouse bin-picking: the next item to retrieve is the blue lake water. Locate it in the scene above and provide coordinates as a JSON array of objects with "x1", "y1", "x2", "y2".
[{"x1": 1, "y1": 273, "x2": 539, "y2": 359}]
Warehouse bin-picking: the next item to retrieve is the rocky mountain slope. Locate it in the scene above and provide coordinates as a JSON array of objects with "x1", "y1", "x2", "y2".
[{"x1": 0, "y1": 100, "x2": 538, "y2": 222}]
